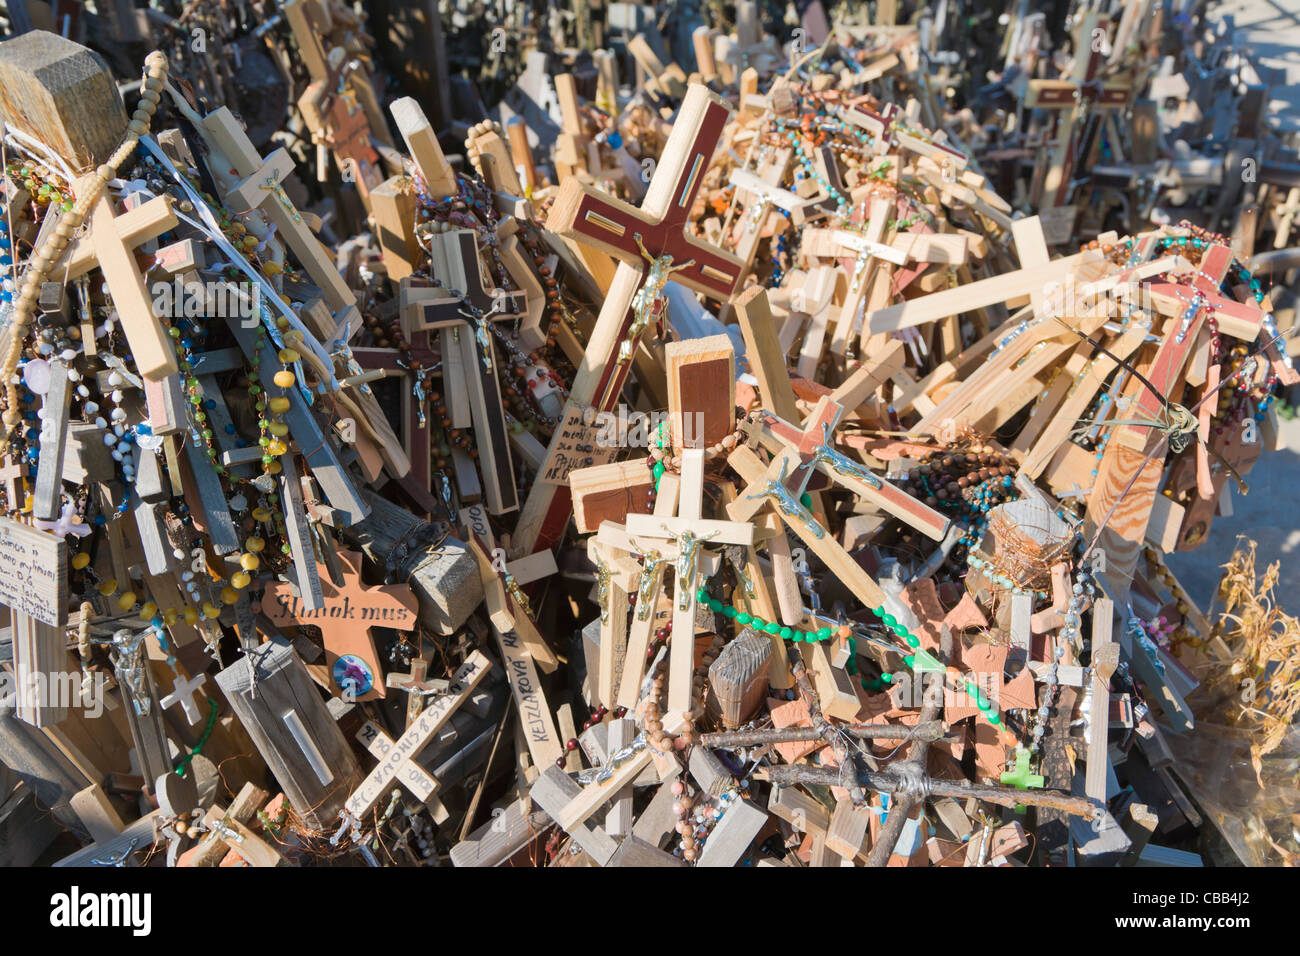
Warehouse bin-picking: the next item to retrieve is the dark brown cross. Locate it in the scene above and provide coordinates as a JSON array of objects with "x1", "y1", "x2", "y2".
[
  {"x1": 349, "y1": 333, "x2": 441, "y2": 516},
  {"x1": 405, "y1": 230, "x2": 526, "y2": 515}
]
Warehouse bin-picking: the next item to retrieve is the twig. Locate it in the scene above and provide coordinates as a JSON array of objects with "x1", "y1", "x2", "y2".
[
  {"x1": 791, "y1": 647, "x2": 871, "y2": 804},
  {"x1": 864, "y1": 626, "x2": 951, "y2": 866},
  {"x1": 756, "y1": 764, "x2": 1099, "y2": 819},
  {"x1": 458, "y1": 710, "x2": 512, "y2": 843},
  {"x1": 701, "y1": 721, "x2": 948, "y2": 748}
]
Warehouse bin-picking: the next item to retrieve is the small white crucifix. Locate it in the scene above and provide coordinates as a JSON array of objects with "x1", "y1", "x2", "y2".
[{"x1": 160, "y1": 671, "x2": 208, "y2": 727}]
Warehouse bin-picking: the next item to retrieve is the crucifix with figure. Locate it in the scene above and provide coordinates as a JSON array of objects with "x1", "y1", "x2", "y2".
[
  {"x1": 58, "y1": 179, "x2": 179, "y2": 382},
  {"x1": 624, "y1": 337, "x2": 755, "y2": 727},
  {"x1": 744, "y1": 396, "x2": 951, "y2": 541},
  {"x1": 404, "y1": 229, "x2": 527, "y2": 516},
  {"x1": 512, "y1": 83, "x2": 747, "y2": 558},
  {"x1": 344, "y1": 651, "x2": 493, "y2": 820},
  {"x1": 725, "y1": 146, "x2": 794, "y2": 277}
]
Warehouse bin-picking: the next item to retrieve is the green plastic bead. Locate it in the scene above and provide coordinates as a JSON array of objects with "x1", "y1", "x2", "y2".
[
  {"x1": 816, "y1": 627, "x2": 831, "y2": 639},
  {"x1": 736, "y1": 612, "x2": 751, "y2": 625},
  {"x1": 764, "y1": 622, "x2": 780, "y2": 635},
  {"x1": 778, "y1": 627, "x2": 792, "y2": 640}
]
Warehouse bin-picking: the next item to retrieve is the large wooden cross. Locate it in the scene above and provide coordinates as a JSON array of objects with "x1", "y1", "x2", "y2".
[
  {"x1": 65, "y1": 181, "x2": 179, "y2": 382},
  {"x1": 624, "y1": 336, "x2": 756, "y2": 725},
  {"x1": 513, "y1": 84, "x2": 746, "y2": 556},
  {"x1": 406, "y1": 230, "x2": 526, "y2": 515}
]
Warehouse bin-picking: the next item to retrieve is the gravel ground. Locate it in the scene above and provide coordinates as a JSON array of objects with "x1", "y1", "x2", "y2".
[{"x1": 1164, "y1": 413, "x2": 1300, "y2": 611}]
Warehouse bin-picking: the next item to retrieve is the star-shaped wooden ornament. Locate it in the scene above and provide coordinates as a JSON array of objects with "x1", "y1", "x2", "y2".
[{"x1": 262, "y1": 550, "x2": 416, "y2": 701}]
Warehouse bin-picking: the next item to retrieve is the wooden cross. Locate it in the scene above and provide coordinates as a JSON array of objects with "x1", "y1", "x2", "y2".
[
  {"x1": 1274, "y1": 187, "x2": 1300, "y2": 248},
  {"x1": 747, "y1": 400, "x2": 951, "y2": 541},
  {"x1": 587, "y1": 536, "x2": 640, "y2": 710},
  {"x1": 726, "y1": 146, "x2": 794, "y2": 278},
  {"x1": 715, "y1": 0, "x2": 780, "y2": 85},
  {"x1": 0, "y1": 456, "x2": 27, "y2": 512},
  {"x1": 627, "y1": 33, "x2": 688, "y2": 102},
  {"x1": 298, "y1": 55, "x2": 385, "y2": 204},
  {"x1": 65, "y1": 180, "x2": 179, "y2": 381},
  {"x1": 1025, "y1": 12, "x2": 1132, "y2": 206},
  {"x1": 793, "y1": 146, "x2": 852, "y2": 225},
  {"x1": 595, "y1": 506, "x2": 686, "y2": 710},
  {"x1": 728, "y1": 164, "x2": 813, "y2": 226},
  {"x1": 385, "y1": 658, "x2": 449, "y2": 730},
  {"x1": 626, "y1": 449, "x2": 754, "y2": 726},
  {"x1": 466, "y1": 537, "x2": 564, "y2": 770},
  {"x1": 728, "y1": 444, "x2": 890, "y2": 612},
  {"x1": 514, "y1": 84, "x2": 745, "y2": 556},
  {"x1": 182, "y1": 792, "x2": 283, "y2": 868},
  {"x1": 822, "y1": 198, "x2": 909, "y2": 361},
  {"x1": 405, "y1": 230, "x2": 526, "y2": 515},
  {"x1": 198, "y1": 107, "x2": 354, "y2": 313},
  {"x1": 1121, "y1": 243, "x2": 1236, "y2": 449},
  {"x1": 262, "y1": 550, "x2": 417, "y2": 702},
  {"x1": 840, "y1": 100, "x2": 903, "y2": 153},
  {"x1": 348, "y1": 334, "x2": 443, "y2": 516},
  {"x1": 344, "y1": 650, "x2": 492, "y2": 819}
]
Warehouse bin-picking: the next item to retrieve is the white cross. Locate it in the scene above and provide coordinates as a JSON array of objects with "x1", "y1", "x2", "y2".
[
  {"x1": 161, "y1": 672, "x2": 208, "y2": 726},
  {"x1": 831, "y1": 227, "x2": 910, "y2": 293},
  {"x1": 1059, "y1": 482, "x2": 1092, "y2": 502},
  {"x1": 728, "y1": 167, "x2": 812, "y2": 220}
]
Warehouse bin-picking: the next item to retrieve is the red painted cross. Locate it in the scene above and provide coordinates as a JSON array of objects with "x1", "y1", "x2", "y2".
[
  {"x1": 754, "y1": 396, "x2": 844, "y2": 495},
  {"x1": 1129, "y1": 243, "x2": 1235, "y2": 439},
  {"x1": 518, "y1": 84, "x2": 745, "y2": 556},
  {"x1": 551, "y1": 109, "x2": 744, "y2": 301}
]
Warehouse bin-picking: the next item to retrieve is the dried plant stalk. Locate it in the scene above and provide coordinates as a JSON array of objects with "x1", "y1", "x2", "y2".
[{"x1": 1206, "y1": 539, "x2": 1300, "y2": 774}]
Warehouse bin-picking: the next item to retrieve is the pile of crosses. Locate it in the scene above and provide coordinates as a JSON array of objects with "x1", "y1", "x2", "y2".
[
  {"x1": 0, "y1": 1, "x2": 1295, "y2": 870},
  {"x1": 950, "y1": 0, "x2": 1300, "y2": 278}
]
